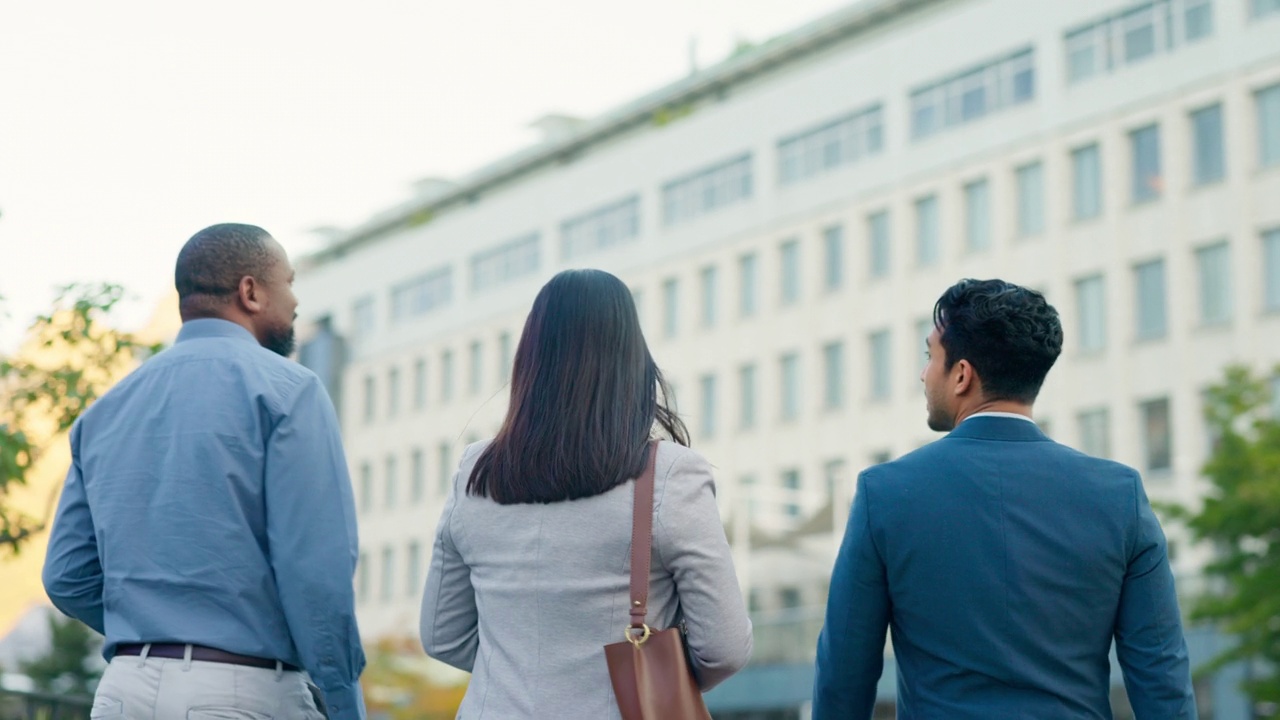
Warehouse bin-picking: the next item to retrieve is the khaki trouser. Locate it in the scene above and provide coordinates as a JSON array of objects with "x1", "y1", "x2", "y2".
[{"x1": 92, "y1": 644, "x2": 327, "y2": 720}]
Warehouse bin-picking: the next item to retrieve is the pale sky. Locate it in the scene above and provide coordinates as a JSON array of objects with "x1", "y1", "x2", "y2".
[{"x1": 0, "y1": 0, "x2": 856, "y2": 351}]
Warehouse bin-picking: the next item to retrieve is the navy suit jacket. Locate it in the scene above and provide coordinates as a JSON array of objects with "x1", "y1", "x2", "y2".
[{"x1": 813, "y1": 416, "x2": 1196, "y2": 719}]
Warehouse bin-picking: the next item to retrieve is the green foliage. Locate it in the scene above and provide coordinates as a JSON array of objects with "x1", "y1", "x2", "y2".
[
  {"x1": 0, "y1": 283, "x2": 163, "y2": 554},
  {"x1": 17, "y1": 613, "x2": 101, "y2": 697},
  {"x1": 1173, "y1": 364, "x2": 1280, "y2": 702}
]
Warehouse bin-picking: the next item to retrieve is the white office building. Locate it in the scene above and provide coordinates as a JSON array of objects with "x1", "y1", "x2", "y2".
[{"x1": 294, "y1": 0, "x2": 1280, "y2": 714}]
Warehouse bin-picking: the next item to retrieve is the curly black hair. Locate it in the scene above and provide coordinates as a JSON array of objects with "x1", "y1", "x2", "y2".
[{"x1": 933, "y1": 279, "x2": 1063, "y2": 404}]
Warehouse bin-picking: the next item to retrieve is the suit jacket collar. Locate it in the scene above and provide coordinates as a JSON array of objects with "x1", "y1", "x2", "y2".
[{"x1": 946, "y1": 415, "x2": 1050, "y2": 443}]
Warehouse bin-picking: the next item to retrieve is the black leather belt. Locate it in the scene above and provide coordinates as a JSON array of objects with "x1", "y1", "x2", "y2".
[{"x1": 115, "y1": 643, "x2": 300, "y2": 672}]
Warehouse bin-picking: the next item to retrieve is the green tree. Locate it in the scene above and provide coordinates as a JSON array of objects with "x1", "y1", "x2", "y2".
[
  {"x1": 17, "y1": 613, "x2": 101, "y2": 697},
  {"x1": 0, "y1": 283, "x2": 161, "y2": 553},
  {"x1": 1177, "y1": 364, "x2": 1280, "y2": 703}
]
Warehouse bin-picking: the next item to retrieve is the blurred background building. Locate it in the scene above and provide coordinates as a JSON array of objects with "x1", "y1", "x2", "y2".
[{"x1": 293, "y1": 0, "x2": 1280, "y2": 716}]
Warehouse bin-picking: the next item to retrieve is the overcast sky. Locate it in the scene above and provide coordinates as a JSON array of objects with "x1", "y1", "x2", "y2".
[{"x1": 0, "y1": 0, "x2": 857, "y2": 351}]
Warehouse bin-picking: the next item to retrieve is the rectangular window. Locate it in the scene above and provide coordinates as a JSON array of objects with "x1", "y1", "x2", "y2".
[
  {"x1": 363, "y1": 375, "x2": 376, "y2": 424},
  {"x1": 380, "y1": 546, "x2": 395, "y2": 602},
  {"x1": 406, "y1": 541, "x2": 422, "y2": 598},
  {"x1": 778, "y1": 104, "x2": 884, "y2": 184},
  {"x1": 437, "y1": 442, "x2": 452, "y2": 497},
  {"x1": 1072, "y1": 144, "x2": 1103, "y2": 220},
  {"x1": 1197, "y1": 242, "x2": 1233, "y2": 324},
  {"x1": 359, "y1": 462, "x2": 372, "y2": 513},
  {"x1": 1258, "y1": 84, "x2": 1280, "y2": 168},
  {"x1": 1264, "y1": 229, "x2": 1280, "y2": 311},
  {"x1": 1121, "y1": 5, "x2": 1159, "y2": 63},
  {"x1": 915, "y1": 195, "x2": 940, "y2": 266},
  {"x1": 387, "y1": 367, "x2": 400, "y2": 418},
  {"x1": 357, "y1": 551, "x2": 369, "y2": 604},
  {"x1": 663, "y1": 154, "x2": 753, "y2": 226},
  {"x1": 1134, "y1": 259, "x2": 1168, "y2": 340},
  {"x1": 869, "y1": 330, "x2": 892, "y2": 401},
  {"x1": 824, "y1": 459, "x2": 847, "y2": 500},
  {"x1": 1015, "y1": 162, "x2": 1046, "y2": 237},
  {"x1": 1078, "y1": 408, "x2": 1112, "y2": 458},
  {"x1": 662, "y1": 278, "x2": 679, "y2": 338},
  {"x1": 780, "y1": 353, "x2": 801, "y2": 421},
  {"x1": 471, "y1": 233, "x2": 540, "y2": 293},
  {"x1": 739, "y1": 364, "x2": 757, "y2": 429},
  {"x1": 699, "y1": 374, "x2": 717, "y2": 439},
  {"x1": 780, "y1": 240, "x2": 801, "y2": 306},
  {"x1": 910, "y1": 47, "x2": 1035, "y2": 139},
  {"x1": 561, "y1": 195, "x2": 641, "y2": 259},
  {"x1": 739, "y1": 253, "x2": 758, "y2": 317},
  {"x1": 468, "y1": 341, "x2": 482, "y2": 395},
  {"x1": 823, "y1": 225, "x2": 844, "y2": 291},
  {"x1": 781, "y1": 469, "x2": 801, "y2": 490},
  {"x1": 390, "y1": 268, "x2": 452, "y2": 321},
  {"x1": 1066, "y1": 24, "x2": 1106, "y2": 83},
  {"x1": 700, "y1": 266, "x2": 718, "y2": 328},
  {"x1": 498, "y1": 332, "x2": 513, "y2": 384},
  {"x1": 1076, "y1": 275, "x2": 1107, "y2": 352},
  {"x1": 413, "y1": 359, "x2": 427, "y2": 410},
  {"x1": 1185, "y1": 0, "x2": 1214, "y2": 41},
  {"x1": 384, "y1": 455, "x2": 397, "y2": 509},
  {"x1": 868, "y1": 211, "x2": 891, "y2": 278},
  {"x1": 440, "y1": 350, "x2": 454, "y2": 402},
  {"x1": 1130, "y1": 124, "x2": 1163, "y2": 203},
  {"x1": 1190, "y1": 104, "x2": 1225, "y2": 185},
  {"x1": 964, "y1": 179, "x2": 992, "y2": 252},
  {"x1": 352, "y1": 295, "x2": 376, "y2": 343},
  {"x1": 411, "y1": 448, "x2": 425, "y2": 503},
  {"x1": 1141, "y1": 397, "x2": 1173, "y2": 472},
  {"x1": 822, "y1": 341, "x2": 844, "y2": 410}
]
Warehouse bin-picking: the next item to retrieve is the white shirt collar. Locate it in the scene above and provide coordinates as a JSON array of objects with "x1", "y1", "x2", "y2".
[{"x1": 964, "y1": 411, "x2": 1037, "y2": 424}]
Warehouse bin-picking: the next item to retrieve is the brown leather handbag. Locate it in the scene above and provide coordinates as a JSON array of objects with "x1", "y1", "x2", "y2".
[{"x1": 604, "y1": 441, "x2": 712, "y2": 720}]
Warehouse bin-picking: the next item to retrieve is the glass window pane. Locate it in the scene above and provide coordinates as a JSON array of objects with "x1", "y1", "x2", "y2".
[
  {"x1": 1016, "y1": 162, "x2": 1046, "y2": 237},
  {"x1": 869, "y1": 211, "x2": 891, "y2": 278},
  {"x1": 1258, "y1": 84, "x2": 1280, "y2": 168},
  {"x1": 1076, "y1": 275, "x2": 1107, "y2": 352},
  {"x1": 1197, "y1": 242, "x2": 1233, "y2": 324},
  {"x1": 1073, "y1": 144, "x2": 1103, "y2": 220},
  {"x1": 1191, "y1": 104, "x2": 1225, "y2": 185},
  {"x1": 915, "y1": 195, "x2": 940, "y2": 266},
  {"x1": 1264, "y1": 229, "x2": 1280, "y2": 311},
  {"x1": 965, "y1": 179, "x2": 992, "y2": 251},
  {"x1": 1131, "y1": 125, "x2": 1162, "y2": 203},
  {"x1": 1134, "y1": 260, "x2": 1167, "y2": 340}
]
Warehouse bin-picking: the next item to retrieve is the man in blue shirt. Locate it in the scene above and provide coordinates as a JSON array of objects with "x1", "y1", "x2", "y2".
[
  {"x1": 43, "y1": 224, "x2": 366, "y2": 719},
  {"x1": 813, "y1": 279, "x2": 1195, "y2": 719}
]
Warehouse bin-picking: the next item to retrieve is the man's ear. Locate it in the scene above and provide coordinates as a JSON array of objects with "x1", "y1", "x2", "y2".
[
  {"x1": 234, "y1": 275, "x2": 263, "y2": 314},
  {"x1": 953, "y1": 359, "x2": 975, "y2": 396}
]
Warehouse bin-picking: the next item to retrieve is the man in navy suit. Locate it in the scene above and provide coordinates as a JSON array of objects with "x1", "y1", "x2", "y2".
[{"x1": 813, "y1": 279, "x2": 1195, "y2": 719}]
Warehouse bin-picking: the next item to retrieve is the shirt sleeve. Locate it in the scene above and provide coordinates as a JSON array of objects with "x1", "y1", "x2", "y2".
[
  {"x1": 812, "y1": 470, "x2": 888, "y2": 720},
  {"x1": 654, "y1": 447, "x2": 753, "y2": 691},
  {"x1": 1115, "y1": 472, "x2": 1196, "y2": 720},
  {"x1": 41, "y1": 423, "x2": 106, "y2": 635},
  {"x1": 419, "y1": 444, "x2": 479, "y2": 672},
  {"x1": 265, "y1": 375, "x2": 366, "y2": 720}
]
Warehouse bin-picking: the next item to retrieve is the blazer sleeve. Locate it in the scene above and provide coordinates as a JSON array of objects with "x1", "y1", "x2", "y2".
[
  {"x1": 419, "y1": 444, "x2": 482, "y2": 672},
  {"x1": 654, "y1": 447, "x2": 753, "y2": 691},
  {"x1": 812, "y1": 470, "x2": 889, "y2": 720},
  {"x1": 1114, "y1": 471, "x2": 1196, "y2": 719}
]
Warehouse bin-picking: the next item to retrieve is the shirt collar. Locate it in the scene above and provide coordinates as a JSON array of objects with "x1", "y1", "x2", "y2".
[
  {"x1": 176, "y1": 318, "x2": 260, "y2": 345},
  {"x1": 964, "y1": 411, "x2": 1037, "y2": 424}
]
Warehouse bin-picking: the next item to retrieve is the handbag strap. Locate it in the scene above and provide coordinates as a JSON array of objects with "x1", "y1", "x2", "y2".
[{"x1": 628, "y1": 441, "x2": 658, "y2": 631}]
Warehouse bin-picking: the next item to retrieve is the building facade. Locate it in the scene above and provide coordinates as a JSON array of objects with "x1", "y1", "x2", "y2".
[{"x1": 295, "y1": 0, "x2": 1280, "y2": 714}]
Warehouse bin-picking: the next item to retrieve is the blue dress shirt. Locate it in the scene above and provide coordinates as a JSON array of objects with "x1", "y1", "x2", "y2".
[{"x1": 42, "y1": 319, "x2": 366, "y2": 719}]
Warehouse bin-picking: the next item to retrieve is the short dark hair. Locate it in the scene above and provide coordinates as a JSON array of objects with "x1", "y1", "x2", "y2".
[
  {"x1": 175, "y1": 223, "x2": 275, "y2": 317},
  {"x1": 468, "y1": 269, "x2": 689, "y2": 504},
  {"x1": 933, "y1": 279, "x2": 1063, "y2": 404}
]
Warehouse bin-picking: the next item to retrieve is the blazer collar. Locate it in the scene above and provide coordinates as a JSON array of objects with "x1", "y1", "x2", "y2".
[{"x1": 945, "y1": 415, "x2": 1049, "y2": 443}]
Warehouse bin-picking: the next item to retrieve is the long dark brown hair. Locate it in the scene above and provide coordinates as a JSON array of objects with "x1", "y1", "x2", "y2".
[{"x1": 467, "y1": 269, "x2": 689, "y2": 504}]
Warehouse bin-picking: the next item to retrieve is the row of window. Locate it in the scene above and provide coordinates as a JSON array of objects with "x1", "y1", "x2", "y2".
[
  {"x1": 1066, "y1": 0, "x2": 1214, "y2": 85},
  {"x1": 355, "y1": 441, "x2": 456, "y2": 513},
  {"x1": 1075, "y1": 229, "x2": 1280, "y2": 352},
  {"x1": 360, "y1": 331, "x2": 514, "y2": 423},
  {"x1": 357, "y1": 542, "x2": 424, "y2": 606}
]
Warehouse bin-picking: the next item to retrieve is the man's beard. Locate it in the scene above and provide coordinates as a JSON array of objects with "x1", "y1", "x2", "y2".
[
  {"x1": 263, "y1": 323, "x2": 297, "y2": 357},
  {"x1": 926, "y1": 398, "x2": 955, "y2": 433}
]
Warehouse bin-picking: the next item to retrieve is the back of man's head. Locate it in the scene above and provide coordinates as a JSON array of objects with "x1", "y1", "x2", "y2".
[
  {"x1": 933, "y1": 279, "x2": 1063, "y2": 404},
  {"x1": 175, "y1": 223, "x2": 275, "y2": 320}
]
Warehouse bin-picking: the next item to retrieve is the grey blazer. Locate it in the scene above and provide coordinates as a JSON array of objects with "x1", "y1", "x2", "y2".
[{"x1": 420, "y1": 440, "x2": 753, "y2": 719}]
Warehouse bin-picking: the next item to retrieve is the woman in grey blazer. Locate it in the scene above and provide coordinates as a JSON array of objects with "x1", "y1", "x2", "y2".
[{"x1": 420, "y1": 269, "x2": 753, "y2": 719}]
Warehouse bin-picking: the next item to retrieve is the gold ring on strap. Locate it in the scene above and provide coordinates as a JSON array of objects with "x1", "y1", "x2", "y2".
[{"x1": 624, "y1": 624, "x2": 652, "y2": 647}]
